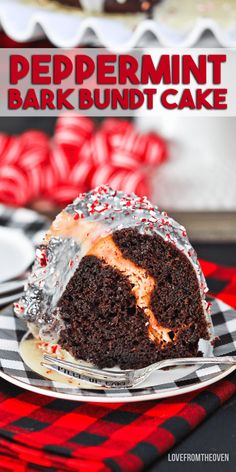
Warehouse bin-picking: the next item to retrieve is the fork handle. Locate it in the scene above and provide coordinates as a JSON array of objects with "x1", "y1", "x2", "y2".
[{"x1": 155, "y1": 356, "x2": 236, "y2": 370}]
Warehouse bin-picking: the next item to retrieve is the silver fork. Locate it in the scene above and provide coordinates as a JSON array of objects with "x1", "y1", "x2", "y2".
[{"x1": 42, "y1": 355, "x2": 236, "y2": 389}]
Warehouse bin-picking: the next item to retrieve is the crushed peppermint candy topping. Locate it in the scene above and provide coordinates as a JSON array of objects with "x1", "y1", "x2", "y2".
[
  {"x1": 69, "y1": 260, "x2": 74, "y2": 269},
  {"x1": 38, "y1": 342, "x2": 64, "y2": 358},
  {"x1": 74, "y1": 210, "x2": 85, "y2": 220},
  {"x1": 88, "y1": 200, "x2": 111, "y2": 214},
  {"x1": 14, "y1": 302, "x2": 25, "y2": 316},
  {"x1": 36, "y1": 248, "x2": 48, "y2": 267}
]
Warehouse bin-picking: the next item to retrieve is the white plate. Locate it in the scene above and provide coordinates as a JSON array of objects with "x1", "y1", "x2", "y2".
[
  {"x1": 1, "y1": 0, "x2": 236, "y2": 48},
  {"x1": 0, "y1": 204, "x2": 49, "y2": 299},
  {"x1": 19, "y1": 332, "x2": 213, "y2": 389},
  {"x1": 0, "y1": 298, "x2": 235, "y2": 403},
  {"x1": 0, "y1": 227, "x2": 35, "y2": 283}
]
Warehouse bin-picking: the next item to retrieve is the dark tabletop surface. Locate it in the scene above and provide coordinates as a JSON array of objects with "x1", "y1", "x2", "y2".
[{"x1": 0, "y1": 117, "x2": 235, "y2": 472}]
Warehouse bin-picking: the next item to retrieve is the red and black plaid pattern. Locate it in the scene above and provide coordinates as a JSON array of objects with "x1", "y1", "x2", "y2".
[
  {"x1": 0, "y1": 374, "x2": 235, "y2": 472},
  {"x1": 200, "y1": 259, "x2": 236, "y2": 310},
  {"x1": 0, "y1": 260, "x2": 235, "y2": 472}
]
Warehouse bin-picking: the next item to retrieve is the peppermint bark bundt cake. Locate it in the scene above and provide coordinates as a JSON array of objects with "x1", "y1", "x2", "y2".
[
  {"x1": 45, "y1": 0, "x2": 161, "y2": 14},
  {"x1": 15, "y1": 186, "x2": 212, "y2": 369}
]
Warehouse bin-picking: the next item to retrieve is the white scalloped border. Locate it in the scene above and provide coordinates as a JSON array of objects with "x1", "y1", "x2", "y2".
[{"x1": 1, "y1": 0, "x2": 236, "y2": 49}]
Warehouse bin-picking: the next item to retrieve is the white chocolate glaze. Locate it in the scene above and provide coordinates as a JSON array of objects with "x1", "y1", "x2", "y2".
[{"x1": 20, "y1": 333, "x2": 102, "y2": 388}]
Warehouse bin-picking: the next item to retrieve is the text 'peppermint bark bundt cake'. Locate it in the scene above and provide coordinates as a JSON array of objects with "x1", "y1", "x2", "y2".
[{"x1": 15, "y1": 186, "x2": 212, "y2": 369}]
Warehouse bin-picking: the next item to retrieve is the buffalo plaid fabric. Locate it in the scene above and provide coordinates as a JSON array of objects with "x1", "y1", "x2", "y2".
[{"x1": 0, "y1": 260, "x2": 235, "y2": 472}]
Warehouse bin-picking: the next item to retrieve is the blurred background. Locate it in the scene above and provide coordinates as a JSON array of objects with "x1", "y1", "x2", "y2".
[{"x1": 1, "y1": 113, "x2": 235, "y2": 243}]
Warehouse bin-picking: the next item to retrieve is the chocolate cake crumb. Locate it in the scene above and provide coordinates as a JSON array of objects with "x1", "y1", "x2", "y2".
[{"x1": 58, "y1": 228, "x2": 209, "y2": 369}]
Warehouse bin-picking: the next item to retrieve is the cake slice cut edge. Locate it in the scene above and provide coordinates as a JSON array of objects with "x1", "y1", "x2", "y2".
[{"x1": 15, "y1": 185, "x2": 214, "y2": 370}]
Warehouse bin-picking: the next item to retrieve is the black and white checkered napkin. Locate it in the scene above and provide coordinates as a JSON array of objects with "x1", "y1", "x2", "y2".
[
  {"x1": 0, "y1": 204, "x2": 49, "y2": 241},
  {"x1": 0, "y1": 298, "x2": 235, "y2": 401},
  {"x1": 0, "y1": 205, "x2": 49, "y2": 307}
]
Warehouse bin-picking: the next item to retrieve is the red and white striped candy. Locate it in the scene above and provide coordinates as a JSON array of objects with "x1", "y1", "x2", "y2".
[
  {"x1": 108, "y1": 168, "x2": 149, "y2": 197},
  {"x1": 134, "y1": 178, "x2": 150, "y2": 198},
  {"x1": 54, "y1": 115, "x2": 95, "y2": 169},
  {"x1": 19, "y1": 131, "x2": 50, "y2": 170},
  {"x1": 0, "y1": 115, "x2": 166, "y2": 208},
  {"x1": 102, "y1": 118, "x2": 132, "y2": 134},
  {"x1": 50, "y1": 144, "x2": 71, "y2": 184},
  {"x1": 120, "y1": 129, "x2": 147, "y2": 159},
  {"x1": 0, "y1": 181, "x2": 23, "y2": 206},
  {"x1": 0, "y1": 134, "x2": 11, "y2": 161},
  {"x1": 0, "y1": 134, "x2": 49, "y2": 204},
  {"x1": 18, "y1": 131, "x2": 51, "y2": 197},
  {"x1": 90, "y1": 164, "x2": 115, "y2": 189},
  {"x1": 117, "y1": 129, "x2": 167, "y2": 166},
  {"x1": 80, "y1": 130, "x2": 110, "y2": 166},
  {"x1": 122, "y1": 170, "x2": 150, "y2": 197},
  {"x1": 110, "y1": 149, "x2": 139, "y2": 170},
  {"x1": 0, "y1": 165, "x2": 32, "y2": 205},
  {"x1": 25, "y1": 167, "x2": 42, "y2": 198},
  {"x1": 106, "y1": 168, "x2": 129, "y2": 191},
  {"x1": 102, "y1": 118, "x2": 134, "y2": 149},
  {"x1": 91, "y1": 165, "x2": 150, "y2": 198},
  {"x1": 20, "y1": 130, "x2": 49, "y2": 148},
  {"x1": 39, "y1": 163, "x2": 57, "y2": 197},
  {"x1": 70, "y1": 159, "x2": 95, "y2": 189},
  {"x1": 142, "y1": 133, "x2": 167, "y2": 165},
  {"x1": 55, "y1": 115, "x2": 94, "y2": 150},
  {"x1": 55, "y1": 114, "x2": 94, "y2": 142},
  {"x1": 0, "y1": 135, "x2": 22, "y2": 166}
]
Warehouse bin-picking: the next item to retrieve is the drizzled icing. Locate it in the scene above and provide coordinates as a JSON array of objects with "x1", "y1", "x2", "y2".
[{"x1": 15, "y1": 185, "x2": 210, "y2": 344}]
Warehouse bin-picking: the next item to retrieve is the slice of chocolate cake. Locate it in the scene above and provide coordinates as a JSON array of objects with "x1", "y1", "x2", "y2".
[
  {"x1": 44, "y1": 0, "x2": 161, "y2": 14},
  {"x1": 15, "y1": 186, "x2": 212, "y2": 369}
]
